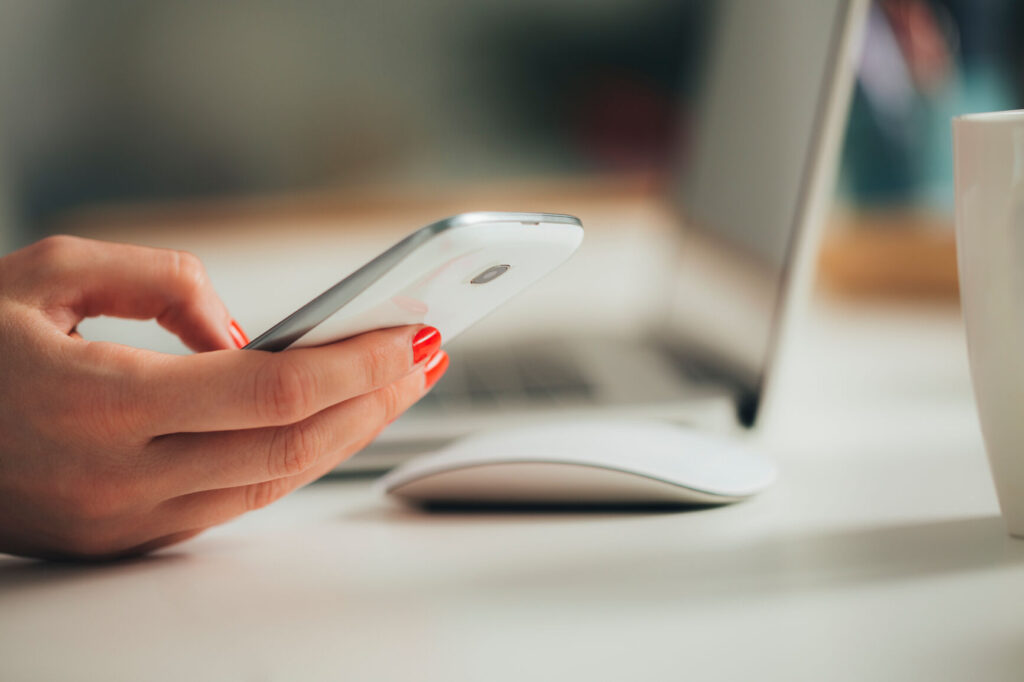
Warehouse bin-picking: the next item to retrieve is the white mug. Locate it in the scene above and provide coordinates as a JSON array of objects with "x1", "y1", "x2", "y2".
[{"x1": 954, "y1": 109, "x2": 1024, "y2": 537}]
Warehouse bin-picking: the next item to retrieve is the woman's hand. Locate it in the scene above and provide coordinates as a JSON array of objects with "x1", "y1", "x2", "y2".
[{"x1": 0, "y1": 236, "x2": 448, "y2": 560}]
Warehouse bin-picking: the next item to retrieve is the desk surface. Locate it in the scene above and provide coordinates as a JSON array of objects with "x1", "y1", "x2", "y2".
[{"x1": 3, "y1": 292, "x2": 1021, "y2": 681}]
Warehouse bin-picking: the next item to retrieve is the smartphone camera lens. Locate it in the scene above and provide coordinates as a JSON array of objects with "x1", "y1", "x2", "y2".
[{"x1": 470, "y1": 264, "x2": 511, "y2": 284}]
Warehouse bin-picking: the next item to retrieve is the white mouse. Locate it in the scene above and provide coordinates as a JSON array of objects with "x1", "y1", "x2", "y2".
[{"x1": 376, "y1": 420, "x2": 777, "y2": 506}]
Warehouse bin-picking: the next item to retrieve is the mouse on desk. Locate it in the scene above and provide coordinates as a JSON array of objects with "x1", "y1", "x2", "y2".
[{"x1": 376, "y1": 420, "x2": 777, "y2": 507}]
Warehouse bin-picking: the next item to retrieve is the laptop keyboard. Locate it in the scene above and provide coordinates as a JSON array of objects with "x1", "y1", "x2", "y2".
[{"x1": 411, "y1": 345, "x2": 596, "y2": 414}]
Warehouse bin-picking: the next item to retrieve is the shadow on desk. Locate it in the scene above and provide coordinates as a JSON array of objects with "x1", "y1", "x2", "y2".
[
  {"x1": 0, "y1": 553, "x2": 190, "y2": 592},
  {"x1": 1, "y1": 515, "x2": 1021, "y2": 598},
  {"x1": 340, "y1": 510, "x2": 1024, "y2": 600}
]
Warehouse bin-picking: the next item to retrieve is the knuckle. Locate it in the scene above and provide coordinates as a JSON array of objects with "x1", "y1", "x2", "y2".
[
  {"x1": 373, "y1": 383, "x2": 405, "y2": 423},
  {"x1": 27, "y1": 235, "x2": 83, "y2": 275},
  {"x1": 271, "y1": 419, "x2": 324, "y2": 478},
  {"x1": 355, "y1": 338, "x2": 403, "y2": 389},
  {"x1": 245, "y1": 478, "x2": 289, "y2": 512},
  {"x1": 64, "y1": 346, "x2": 152, "y2": 437},
  {"x1": 2, "y1": 235, "x2": 86, "y2": 294},
  {"x1": 170, "y1": 250, "x2": 208, "y2": 301},
  {"x1": 255, "y1": 358, "x2": 318, "y2": 424},
  {"x1": 32, "y1": 234, "x2": 81, "y2": 261}
]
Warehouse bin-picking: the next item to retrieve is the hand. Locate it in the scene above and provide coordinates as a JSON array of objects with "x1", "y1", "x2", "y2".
[{"x1": 0, "y1": 236, "x2": 448, "y2": 560}]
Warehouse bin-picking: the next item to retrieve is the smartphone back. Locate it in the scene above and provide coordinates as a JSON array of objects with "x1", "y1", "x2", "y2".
[{"x1": 249, "y1": 212, "x2": 582, "y2": 351}]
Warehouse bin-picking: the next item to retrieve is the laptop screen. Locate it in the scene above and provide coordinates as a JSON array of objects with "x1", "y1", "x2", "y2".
[{"x1": 666, "y1": 0, "x2": 860, "y2": 424}]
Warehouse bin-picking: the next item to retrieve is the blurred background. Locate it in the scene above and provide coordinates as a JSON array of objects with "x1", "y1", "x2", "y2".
[
  {"x1": 0, "y1": 0, "x2": 709, "y2": 246},
  {"x1": 0, "y1": 0, "x2": 1021, "y2": 294}
]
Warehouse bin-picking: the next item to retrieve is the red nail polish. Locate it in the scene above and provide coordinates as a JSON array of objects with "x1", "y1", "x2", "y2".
[
  {"x1": 424, "y1": 351, "x2": 449, "y2": 389},
  {"x1": 228, "y1": 319, "x2": 250, "y2": 348},
  {"x1": 412, "y1": 326, "x2": 441, "y2": 364}
]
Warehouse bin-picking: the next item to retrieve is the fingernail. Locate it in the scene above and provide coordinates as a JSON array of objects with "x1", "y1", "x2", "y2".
[
  {"x1": 412, "y1": 326, "x2": 441, "y2": 364},
  {"x1": 424, "y1": 351, "x2": 449, "y2": 389},
  {"x1": 228, "y1": 319, "x2": 250, "y2": 348}
]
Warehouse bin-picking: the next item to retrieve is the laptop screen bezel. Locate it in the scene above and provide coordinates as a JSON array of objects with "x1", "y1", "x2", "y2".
[{"x1": 659, "y1": 0, "x2": 867, "y2": 427}]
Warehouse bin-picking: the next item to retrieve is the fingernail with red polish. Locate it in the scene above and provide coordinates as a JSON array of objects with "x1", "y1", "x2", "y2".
[
  {"x1": 228, "y1": 319, "x2": 250, "y2": 348},
  {"x1": 424, "y1": 351, "x2": 449, "y2": 389},
  {"x1": 412, "y1": 326, "x2": 441, "y2": 364}
]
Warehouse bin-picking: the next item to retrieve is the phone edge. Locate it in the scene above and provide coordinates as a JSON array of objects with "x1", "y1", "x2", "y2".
[{"x1": 244, "y1": 211, "x2": 581, "y2": 352}]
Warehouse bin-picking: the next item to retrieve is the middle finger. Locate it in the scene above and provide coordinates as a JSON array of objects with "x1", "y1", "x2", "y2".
[{"x1": 146, "y1": 354, "x2": 443, "y2": 499}]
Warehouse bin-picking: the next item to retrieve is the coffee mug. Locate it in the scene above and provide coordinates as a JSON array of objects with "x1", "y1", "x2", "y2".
[{"x1": 954, "y1": 109, "x2": 1024, "y2": 537}]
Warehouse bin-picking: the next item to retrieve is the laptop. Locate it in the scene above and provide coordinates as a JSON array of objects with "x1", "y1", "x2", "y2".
[{"x1": 356, "y1": 0, "x2": 869, "y2": 470}]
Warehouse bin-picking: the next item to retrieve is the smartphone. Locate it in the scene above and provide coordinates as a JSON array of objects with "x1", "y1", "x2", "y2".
[{"x1": 245, "y1": 212, "x2": 584, "y2": 352}]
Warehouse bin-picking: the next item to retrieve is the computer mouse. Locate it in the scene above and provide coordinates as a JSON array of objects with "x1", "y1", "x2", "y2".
[{"x1": 376, "y1": 420, "x2": 777, "y2": 506}]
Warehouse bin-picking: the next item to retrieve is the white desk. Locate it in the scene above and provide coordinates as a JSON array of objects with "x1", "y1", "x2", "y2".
[{"x1": 2, "y1": 293, "x2": 1022, "y2": 681}]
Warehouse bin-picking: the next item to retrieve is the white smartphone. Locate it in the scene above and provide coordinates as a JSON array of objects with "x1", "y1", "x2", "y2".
[{"x1": 245, "y1": 212, "x2": 584, "y2": 352}]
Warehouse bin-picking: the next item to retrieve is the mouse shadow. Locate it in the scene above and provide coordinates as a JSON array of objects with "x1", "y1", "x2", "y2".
[{"x1": 345, "y1": 498, "x2": 725, "y2": 526}]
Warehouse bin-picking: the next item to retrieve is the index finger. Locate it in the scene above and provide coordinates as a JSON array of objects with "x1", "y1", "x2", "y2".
[
  {"x1": 133, "y1": 325, "x2": 441, "y2": 434},
  {"x1": 12, "y1": 236, "x2": 240, "y2": 352}
]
